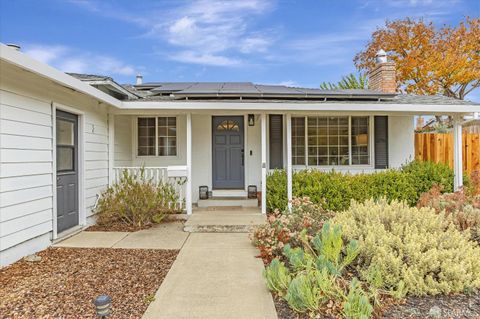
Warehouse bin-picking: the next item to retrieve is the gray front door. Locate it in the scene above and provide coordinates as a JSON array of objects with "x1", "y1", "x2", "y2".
[
  {"x1": 56, "y1": 110, "x2": 79, "y2": 233},
  {"x1": 212, "y1": 116, "x2": 245, "y2": 189}
]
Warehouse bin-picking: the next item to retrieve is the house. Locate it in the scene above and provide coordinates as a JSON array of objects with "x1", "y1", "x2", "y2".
[{"x1": 1, "y1": 43, "x2": 479, "y2": 266}]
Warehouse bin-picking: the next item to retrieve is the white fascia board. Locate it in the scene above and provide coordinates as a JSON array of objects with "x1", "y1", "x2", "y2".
[
  {"x1": 120, "y1": 101, "x2": 480, "y2": 115},
  {"x1": 0, "y1": 44, "x2": 122, "y2": 108}
]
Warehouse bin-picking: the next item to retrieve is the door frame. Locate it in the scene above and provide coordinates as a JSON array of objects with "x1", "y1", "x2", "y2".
[
  {"x1": 211, "y1": 115, "x2": 246, "y2": 189},
  {"x1": 52, "y1": 103, "x2": 85, "y2": 240}
]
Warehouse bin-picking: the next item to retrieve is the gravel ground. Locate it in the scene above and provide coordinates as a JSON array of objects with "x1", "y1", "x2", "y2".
[{"x1": 0, "y1": 247, "x2": 178, "y2": 318}]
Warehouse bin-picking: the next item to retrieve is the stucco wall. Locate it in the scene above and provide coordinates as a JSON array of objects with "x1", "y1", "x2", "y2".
[
  {"x1": 389, "y1": 115, "x2": 415, "y2": 168},
  {"x1": 0, "y1": 62, "x2": 111, "y2": 266}
]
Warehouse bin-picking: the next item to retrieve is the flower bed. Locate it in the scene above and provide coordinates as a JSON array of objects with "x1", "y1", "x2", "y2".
[{"x1": 253, "y1": 197, "x2": 480, "y2": 318}]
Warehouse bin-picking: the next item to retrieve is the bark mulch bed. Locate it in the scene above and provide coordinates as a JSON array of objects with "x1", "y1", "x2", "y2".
[
  {"x1": 382, "y1": 292, "x2": 480, "y2": 319},
  {"x1": 0, "y1": 247, "x2": 178, "y2": 318},
  {"x1": 85, "y1": 223, "x2": 153, "y2": 232},
  {"x1": 273, "y1": 293, "x2": 480, "y2": 319},
  {"x1": 85, "y1": 215, "x2": 186, "y2": 232},
  {"x1": 274, "y1": 293, "x2": 480, "y2": 319}
]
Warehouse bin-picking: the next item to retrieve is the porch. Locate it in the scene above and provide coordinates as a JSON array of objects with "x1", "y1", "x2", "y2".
[{"x1": 108, "y1": 111, "x2": 466, "y2": 215}]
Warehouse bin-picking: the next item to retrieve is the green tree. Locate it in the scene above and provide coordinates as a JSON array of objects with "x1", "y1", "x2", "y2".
[{"x1": 320, "y1": 73, "x2": 368, "y2": 90}]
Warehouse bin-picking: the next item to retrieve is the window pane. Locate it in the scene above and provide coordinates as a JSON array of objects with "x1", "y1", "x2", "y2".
[
  {"x1": 56, "y1": 120, "x2": 74, "y2": 145},
  {"x1": 57, "y1": 147, "x2": 74, "y2": 171},
  {"x1": 157, "y1": 117, "x2": 177, "y2": 156},
  {"x1": 138, "y1": 117, "x2": 155, "y2": 156},
  {"x1": 351, "y1": 116, "x2": 369, "y2": 165},
  {"x1": 292, "y1": 117, "x2": 305, "y2": 165},
  {"x1": 307, "y1": 116, "x2": 349, "y2": 166}
]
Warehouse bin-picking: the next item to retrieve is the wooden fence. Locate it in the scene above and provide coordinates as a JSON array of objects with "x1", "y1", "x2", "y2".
[{"x1": 415, "y1": 133, "x2": 480, "y2": 175}]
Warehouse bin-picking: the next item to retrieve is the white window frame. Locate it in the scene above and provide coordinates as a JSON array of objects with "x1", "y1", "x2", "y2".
[
  {"x1": 135, "y1": 116, "x2": 178, "y2": 158},
  {"x1": 292, "y1": 115, "x2": 374, "y2": 169}
]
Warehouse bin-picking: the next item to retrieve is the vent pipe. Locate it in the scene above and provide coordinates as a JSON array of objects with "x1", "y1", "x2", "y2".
[{"x1": 136, "y1": 74, "x2": 143, "y2": 85}]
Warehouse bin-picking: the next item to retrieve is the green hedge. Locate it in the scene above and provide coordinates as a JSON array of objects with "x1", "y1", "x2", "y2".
[{"x1": 267, "y1": 161, "x2": 458, "y2": 212}]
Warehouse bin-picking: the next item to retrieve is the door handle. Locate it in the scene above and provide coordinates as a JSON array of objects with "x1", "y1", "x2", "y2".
[{"x1": 241, "y1": 149, "x2": 245, "y2": 166}]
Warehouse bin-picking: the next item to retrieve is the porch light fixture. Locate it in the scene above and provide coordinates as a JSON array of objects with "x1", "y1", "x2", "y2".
[
  {"x1": 199, "y1": 186, "x2": 209, "y2": 200},
  {"x1": 94, "y1": 295, "x2": 112, "y2": 318},
  {"x1": 248, "y1": 185, "x2": 257, "y2": 199},
  {"x1": 248, "y1": 114, "x2": 255, "y2": 126}
]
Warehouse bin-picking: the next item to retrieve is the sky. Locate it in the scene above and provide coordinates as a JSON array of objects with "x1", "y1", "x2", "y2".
[{"x1": 1, "y1": 0, "x2": 479, "y2": 102}]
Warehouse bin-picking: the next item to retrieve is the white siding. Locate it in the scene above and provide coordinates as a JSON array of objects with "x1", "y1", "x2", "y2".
[
  {"x1": 0, "y1": 91, "x2": 54, "y2": 257},
  {"x1": 0, "y1": 62, "x2": 111, "y2": 266}
]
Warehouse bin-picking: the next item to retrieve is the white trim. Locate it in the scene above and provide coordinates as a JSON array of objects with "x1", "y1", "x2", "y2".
[
  {"x1": 52, "y1": 103, "x2": 86, "y2": 240},
  {"x1": 261, "y1": 113, "x2": 267, "y2": 214},
  {"x1": 120, "y1": 101, "x2": 480, "y2": 114},
  {"x1": 286, "y1": 113, "x2": 293, "y2": 210},
  {"x1": 186, "y1": 113, "x2": 192, "y2": 215},
  {"x1": 108, "y1": 113, "x2": 115, "y2": 185},
  {"x1": 453, "y1": 116, "x2": 463, "y2": 191},
  {"x1": 244, "y1": 114, "x2": 248, "y2": 191}
]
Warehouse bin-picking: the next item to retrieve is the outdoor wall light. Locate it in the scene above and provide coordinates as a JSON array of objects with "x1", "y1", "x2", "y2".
[
  {"x1": 248, "y1": 185, "x2": 257, "y2": 199},
  {"x1": 248, "y1": 114, "x2": 255, "y2": 126},
  {"x1": 199, "y1": 186, "x2": 209, "y2": 200},
  {"x1": 94, "y1": 295, "x2": 112, "y2": 318}
]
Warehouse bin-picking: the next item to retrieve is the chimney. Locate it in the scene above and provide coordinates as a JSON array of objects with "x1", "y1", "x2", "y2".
[
  {"x1": 6, "y1": 43, "x2": 21, "y2": 51},
  {"x1": 368, "y1": 49, "x2": 396, "y2": 94},
  {"x1": 136, "y1": 74, "x2": 143, "y2": 85}
]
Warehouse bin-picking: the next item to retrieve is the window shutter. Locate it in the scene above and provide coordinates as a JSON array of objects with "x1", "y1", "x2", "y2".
[
  {"x1": 269, "y1": 115, "x2": 283, "y2": 169},
  {"x1": 374, "y1": 116, "x2": 389, "y2": 169}
]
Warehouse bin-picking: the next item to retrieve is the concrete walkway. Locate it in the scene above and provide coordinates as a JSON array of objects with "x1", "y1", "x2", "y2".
[
  {"x1": 54, "y1": 222, "x2": 189, "y2": 250},
  {"x1": 142, "y1": 232, "x2": 277, "y2": 319},
  {"x1": 54, "y1": 213, "x2": 277, "y2": 319}
]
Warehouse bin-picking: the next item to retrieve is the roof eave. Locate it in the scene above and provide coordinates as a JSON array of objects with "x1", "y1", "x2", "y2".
[{"x1": 0, "y1": 44, "x2": 122, "y2": 108}]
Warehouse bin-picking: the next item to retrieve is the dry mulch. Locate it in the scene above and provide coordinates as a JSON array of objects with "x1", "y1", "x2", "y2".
[
  {"x1": 382, "y1": 293, "x2": 480, "y2": 319},
  {"x1": 85, "y1": 223, "x2": 153, "y2": 232},
  {"x1": 274, "y1": 293, "x2": 480, "y2": 319},
  {"x1": 0, "y1": 247, "x2": 178, "y2": 318}
]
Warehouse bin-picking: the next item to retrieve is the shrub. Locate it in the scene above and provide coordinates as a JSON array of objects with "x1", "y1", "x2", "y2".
[
  {"x1": 264, "y1": 222, "x2": 373, "y2": 318},
  {"x1": 251, "y1": 197, "x2": 333, "y2": 264},
  {"x1": 267, "y1": 161, "x2": 454, "y2": 212},
  {"x1": 96, "y1": 168, "x2": 180, "y2": 227},
  {"x1": 401, "y1": 160, "x2": 456, "y2": 194},
  {"x1": 334, "y1": 199, "x2": 480, "y2": 296},
  {"x1": 417, "y1": 185, "x2": 480, "y2": 243}
]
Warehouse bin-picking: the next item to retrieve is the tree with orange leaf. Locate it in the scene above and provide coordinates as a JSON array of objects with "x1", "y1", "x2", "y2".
[{"x1": 354, "y1": 17, "x2": 480, "y2": 100}]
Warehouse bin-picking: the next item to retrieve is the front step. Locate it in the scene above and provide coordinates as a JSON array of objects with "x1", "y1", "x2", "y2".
[
  {"x1": 184, "y1": 208, "x2": 265, "y2": 233},
  {"x1": 197, "y1": 196, "x2": 258, "y2": 208}
]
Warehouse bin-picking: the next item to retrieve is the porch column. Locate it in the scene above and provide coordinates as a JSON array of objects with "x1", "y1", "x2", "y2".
[
  {"x1": 186, "y1": 113, "x2": 193, "y2": 215},
  {"x1": 286, "y1": 114, "x2": 293, "y2": 210},
  {"x1": 261, "y1": 113, "x2": 267, "y2": 214},
  {"x1": 453, "y1": 116, "x2": 463, "y2": 191},
  {"x1": 108, "y1": 113, "x2": 115, "y2": 186}
]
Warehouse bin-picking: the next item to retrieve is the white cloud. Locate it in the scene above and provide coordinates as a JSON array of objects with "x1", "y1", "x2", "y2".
[
  {"x1": 23, "y1": 44, "x2": 137, "y2": 76},
  {"x1": 160, "y1": 0, "x2": 274, "y2": 63},
  {"x1": 169, "y1": 51, "x2": 242, "y2": 67}
]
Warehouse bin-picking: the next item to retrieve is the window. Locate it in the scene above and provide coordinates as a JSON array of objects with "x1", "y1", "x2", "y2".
[
  {"x1": 292, "y1": 116, "x2": 370, "y2": 166},
  {"x1": 351, "y1": 117, "x2": 369, "y2": 165},
  {"x1": 137, "y1": 117, "x2": 177, "y2": 156},
  {"x1": 56, "y1": 119, "x2": 75, "y2": 171},
  {"x1": 292, "y1": 117, "x2": 305, "y2": 165}
]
